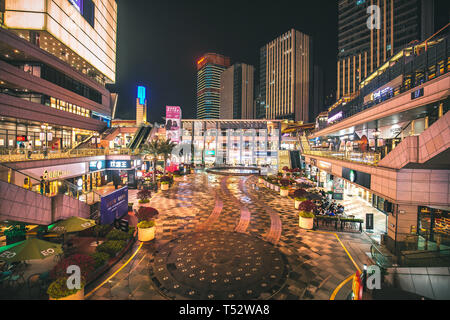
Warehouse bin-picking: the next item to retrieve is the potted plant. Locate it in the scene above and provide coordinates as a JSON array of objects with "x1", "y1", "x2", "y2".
[
  {"x1": 137, "y1": 220, "x2": 156, "y2": 242},
  {"x1": 294, "y1": 197, "x2": 307, "y2": 209},
  {"x1": 48, "y1": 277, "x2": 85, "y2": 300},
  {"x1": 298, "y1": 201, "x2": 317, "y2": 230},
  {"x1": 136, "y1": 207, "x2": 159, "y2": 242},
  {"x1": 137, "y1": 189, "x2": 152, "y2": 205},
  {"x1": 161, "y1": 181, "x2": 170, "y2": 191},
  {"x1": 280, "y1": 186, "x2": 289, "y2": 197}
]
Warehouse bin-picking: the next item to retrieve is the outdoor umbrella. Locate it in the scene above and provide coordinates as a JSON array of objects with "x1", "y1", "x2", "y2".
[
  {"x1": 0, "y1": 238, "x2": 62, "y2": 263},
  {"x1": 48, "y1": 217, "x2": 96, "y2": 234}
]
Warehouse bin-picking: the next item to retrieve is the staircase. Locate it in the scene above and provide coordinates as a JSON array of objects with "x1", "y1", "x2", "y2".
[{"x1": 378, "y1": 111, "x2": 450, "y2": 169}]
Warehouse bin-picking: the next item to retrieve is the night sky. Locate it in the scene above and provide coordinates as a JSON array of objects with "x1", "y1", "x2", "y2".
[{"x1": 112, "y1": 0, "x2": 338, "y2": 122}]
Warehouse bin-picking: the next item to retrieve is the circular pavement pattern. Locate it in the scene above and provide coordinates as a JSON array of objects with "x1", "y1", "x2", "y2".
[{"x1": 149, "y1": 231, "x2": 290, "y2": 300}]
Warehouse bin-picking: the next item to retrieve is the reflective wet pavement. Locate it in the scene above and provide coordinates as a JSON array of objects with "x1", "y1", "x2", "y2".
[{"x1": 86, "y1": 172, "x2": 374, "y2": 300}]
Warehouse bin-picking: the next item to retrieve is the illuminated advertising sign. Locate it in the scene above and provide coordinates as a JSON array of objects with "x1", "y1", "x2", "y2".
[
  {"x1": 137, "y1": 86, "x2": 146, "y2": 105},
  {"x1": 106, "y1": 160, "x2": 132, "y2": 170},
  {"x1": 89, "y1": 160, "x2": 106, "y2": 172},
  {"x1": 68, "y1": 0, "x2": 83, "y2": 13},
  {"x1": 100, "y1": 187, "x2": 128, "y2": 225},
  {"x1": 166, "y1": 106, "x2": 182, "y2": 144}
]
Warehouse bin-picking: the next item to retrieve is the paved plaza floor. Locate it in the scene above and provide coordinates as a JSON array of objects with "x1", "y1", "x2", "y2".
[{"x1": 86, "y1": 172, "x2": 375, "y2": 301}]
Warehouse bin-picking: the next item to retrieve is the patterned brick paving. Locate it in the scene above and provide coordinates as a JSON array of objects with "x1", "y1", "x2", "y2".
[{"x1": 87, "y1": 172, "x2": 373, "y2": 301}]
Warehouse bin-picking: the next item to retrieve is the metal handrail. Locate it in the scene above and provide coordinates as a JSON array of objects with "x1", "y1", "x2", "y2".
[
  {"x1": 0, "y1": 162, "x2": 102, "y2": 205},
  {"x1": 0, "y1": 148, "x2": 143, "y2": 163},
  {"x1": 302, "y1": 149, "x2": 381, "y2": 166}
]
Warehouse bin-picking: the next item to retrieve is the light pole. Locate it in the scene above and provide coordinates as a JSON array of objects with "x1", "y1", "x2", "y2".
[
  {"x1": 373, "y1": 130, "x2": 381, "y2": 152},
  {"x1": 41, "y1": 124, "x2": 52, "y2": 157},
  {"x1": 93, "y1": 132, "x2": 100, "y2": 149}
]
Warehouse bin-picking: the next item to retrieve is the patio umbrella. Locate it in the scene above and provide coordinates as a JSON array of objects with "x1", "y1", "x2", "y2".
[
  {"x1": 48, "y1": 217, "x2": 96, "y2": 234},
  {"x1": 0, "y1": 238, "x2": 62, "y2": 263}
]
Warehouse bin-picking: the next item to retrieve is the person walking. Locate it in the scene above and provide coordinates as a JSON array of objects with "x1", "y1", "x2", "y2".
[
  {"x1": 39, "y1": 176, "x2": 45, "y2": 195},
  {"x1": 27, "y1": 143, "x2": 33, "y2": 159}
]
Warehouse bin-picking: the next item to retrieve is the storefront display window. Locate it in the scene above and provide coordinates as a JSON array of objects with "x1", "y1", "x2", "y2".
[{"x1": 418, "y1": 206, "x2": 450, "y2": 246}]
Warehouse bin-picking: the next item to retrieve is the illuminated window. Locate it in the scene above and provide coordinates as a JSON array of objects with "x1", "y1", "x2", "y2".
[{"x1": 51, "y1": 97, "x2": 56, "y2": 108}]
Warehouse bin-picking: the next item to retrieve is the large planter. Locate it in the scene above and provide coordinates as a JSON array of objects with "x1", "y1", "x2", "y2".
[
  {"x1": 50, "y1": 288, "x2": 84, "y2": 301},
  {"x1": 161, "y1": 183, "x2": 169, "y2": 191},
  {"x1": 138, "y1": 226, "x2": 156, "y2": 242},
  {"x1": 299, "y1": 216, "x2": 314, "y2": 230},
  {"x1": 280, "y1": 189, "x2": 289, "y2": 197}
]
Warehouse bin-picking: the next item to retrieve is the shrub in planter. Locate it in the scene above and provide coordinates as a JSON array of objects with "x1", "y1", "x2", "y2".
[
  {"x1": 106, "y1": 229, "x2": 130, "y2": 241},
  {"x1": 139, "y1": 199, "x2": 150, "y2": 204},
  {"x1": 90, "y1": 252, "x2": 110, "y2": 269},
  {"x1": 82, "y1": 224, "x2": 111, "y2": 238},
  {"x1": 293, "y1": 188, "x2": 308, "y2": 199},
  {"x1": 50, "y1": 254, "x2": 95, "y2": 280},
  {"x1": 96, "y1": 240, "x2": 127, "y2": 257},
  {"x1": 294, "y1": 197, "x2": 307, "y2": 209},
  {"x1": 282, "y1": 166, "x2": 289, "y2": 172},
  {"x1": 137, "y1": 221, "x2": 156, "y2": 229},
  {"x1": 137, "y1": 190, "x2": 152, "y2": 203},
  {"x1": 280, "y1": 179, "x2": 291, "y2": 187},
  {"x1": 298, "y1": 201, "x2": 317, "y2": 230},
  {"x1": 47, "y1": 277, "x2": 85, "y2": 300},
  {"x1": 160, "y1": 176, "x2": 172, "y2": 183},
  {"x1": 277, "y1": 172, "x2": 283, "y2": 178},
  {"x1": 136, "y1": 207, "x2": 159, "y2": 222}
]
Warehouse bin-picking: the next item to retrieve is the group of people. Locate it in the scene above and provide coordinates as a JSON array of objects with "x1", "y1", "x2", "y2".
[
  {"x1": 314, "y1": 190, "x2": 345, "y2": 217},
  {"x1": 18, "y1": 142, "x2": 34, "y2": 159}
]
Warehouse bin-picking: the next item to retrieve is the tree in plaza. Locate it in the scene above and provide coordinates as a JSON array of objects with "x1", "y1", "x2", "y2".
[
  {"x1": 159, "y1": 138, "x2": 177, "y2": 174},
  {"x1": 141, "y1": 139, "x2": 162, "y2": 184}
]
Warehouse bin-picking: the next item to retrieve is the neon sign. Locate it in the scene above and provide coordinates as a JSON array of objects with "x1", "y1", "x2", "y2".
[
  {"x1": 137, "y1": 86, "x2": 146, "y2": 105},
  {"x1": 68, "y1": 0, "x2": 83, "y2": 13},
  {"x1": 328, "y1": 112, "x2": 343, "y2": 123}
]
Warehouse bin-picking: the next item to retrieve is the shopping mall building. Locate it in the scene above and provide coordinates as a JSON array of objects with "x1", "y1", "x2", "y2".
[
  {"x1": 179, "y1": 119, "x2": 303, "y2": 170},
  {"x1": 0, "y1": 1, "x2": 147, "y2": 228},
  {"x1": 302, "y1": 36, "x2": 450, "y2": 253},
  {"x1": 0, "y1": 0, "x2": 117, "y2": 151}
]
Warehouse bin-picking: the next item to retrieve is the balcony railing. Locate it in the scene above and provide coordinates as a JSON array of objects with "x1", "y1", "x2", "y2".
[
  {"x1": 302, "y1": 149, "x2": 381, "y2": 166},
  {"x1": 0, "y1": 148, "x2": 141, "y2": 163},
  {"x1": 0, "y1": 163, "x2": 101, "y2": 205}
]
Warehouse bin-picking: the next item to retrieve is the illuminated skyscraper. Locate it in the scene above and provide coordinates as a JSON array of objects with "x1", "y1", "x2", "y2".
[
  {"x1": 196, "y1": 53, "x2": 231, "y2": 119},
  {"x1": 337, "y1": 0, "x2": 443, "y2": 99},
  {"x1": 259, "y1": 29, "x2": 313, "y2": 122},
  {"x1": 220, "y1": 63, "x2": 255, "y2": 120}
]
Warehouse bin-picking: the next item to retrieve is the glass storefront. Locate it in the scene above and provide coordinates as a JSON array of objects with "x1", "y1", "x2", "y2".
[{"x1": 418, "y1": 206, "x2": 450, "y2": 249}]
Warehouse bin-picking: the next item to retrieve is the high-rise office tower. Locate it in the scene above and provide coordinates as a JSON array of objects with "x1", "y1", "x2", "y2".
[
  {"x1": 259, "y1": 29, "x2": 313, "y2": 122},
  {"x1": 196, "y1": 53, "x2": 231, "y2": 119},
  {"x1": 220, "y1": 63, "x2": 255, "y2": 120},
  {"x1": 337, "y1": 0, "x2": 442, "y2": 100}
]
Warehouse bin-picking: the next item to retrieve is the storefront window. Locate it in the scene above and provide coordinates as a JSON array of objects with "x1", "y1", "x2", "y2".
[{"x1": 418, "y1": 207, "x2": 450, "y2": 246}]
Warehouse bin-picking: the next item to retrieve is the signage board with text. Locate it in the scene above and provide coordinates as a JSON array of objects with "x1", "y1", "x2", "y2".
[{"x1": 100, "y1": 187, "x2": 128, "y2": 225}]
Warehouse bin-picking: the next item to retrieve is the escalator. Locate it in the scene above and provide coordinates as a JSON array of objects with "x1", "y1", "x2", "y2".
[{"x1": 127, "y1": 126, "x2": 152, "y2": 151}]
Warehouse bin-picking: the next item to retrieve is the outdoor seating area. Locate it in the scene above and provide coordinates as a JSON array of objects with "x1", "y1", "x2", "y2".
[
  {"x1": 0, "y1": 216, "x2": 137, "y2": 300},
  {"x1": 259, "y1": 168, "x2": 364, "y2": 233}
]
